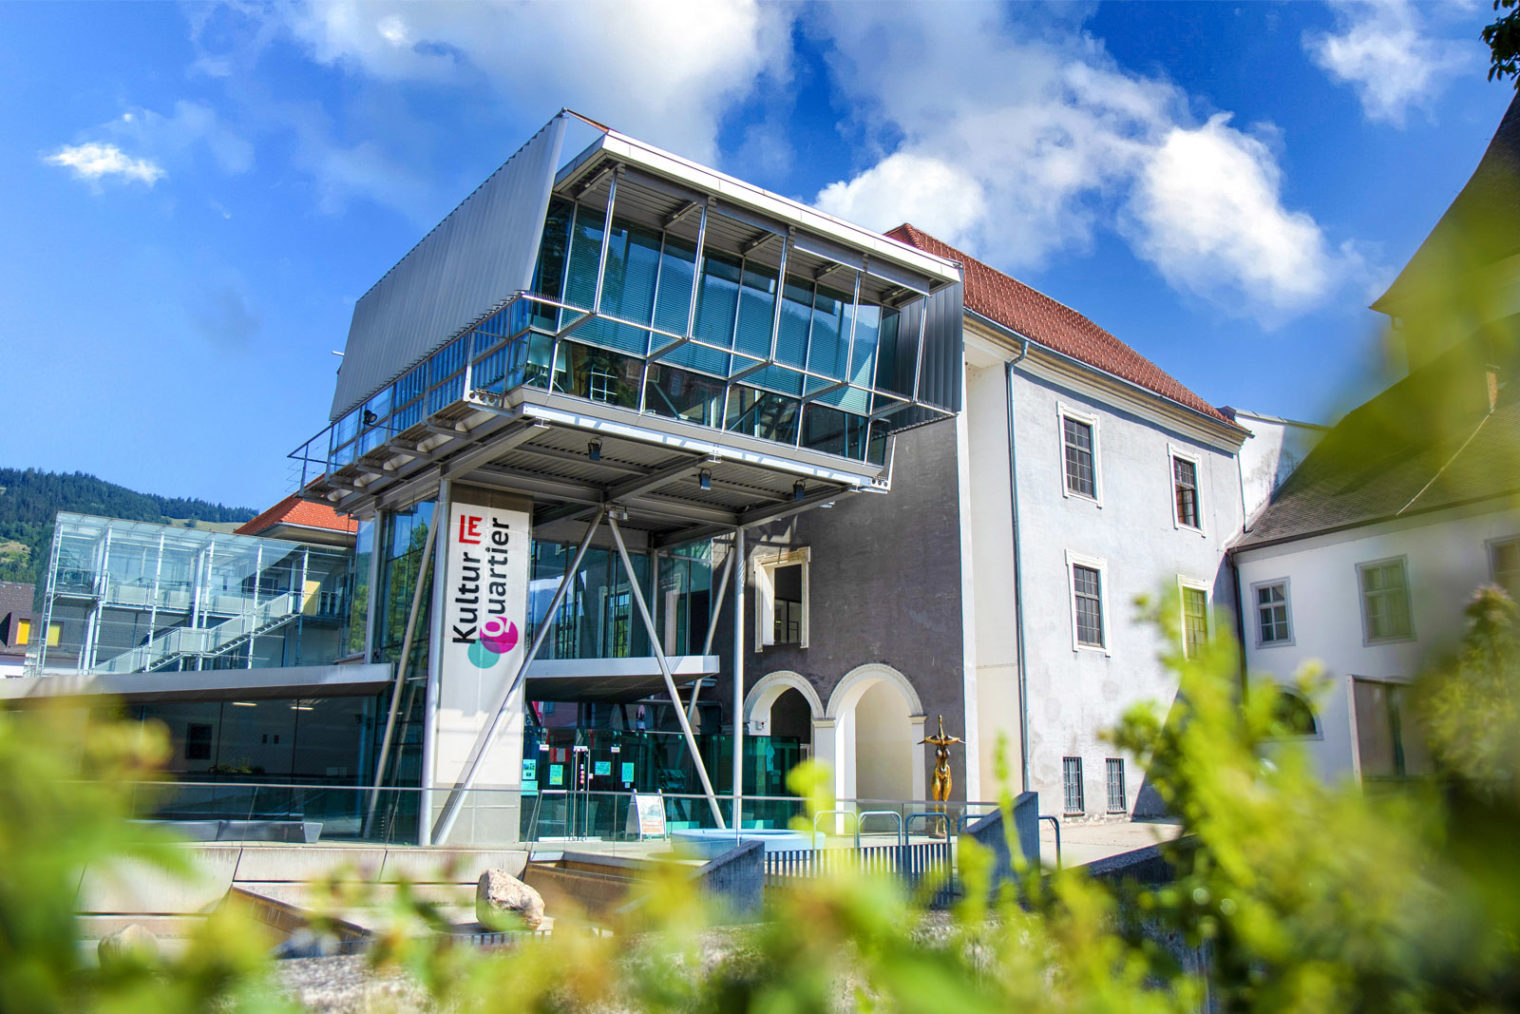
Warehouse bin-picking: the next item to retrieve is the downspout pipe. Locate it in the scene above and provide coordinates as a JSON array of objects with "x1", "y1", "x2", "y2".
[{"x1": 1005, "y1": 343, "x2": 1031, "y2": 794}]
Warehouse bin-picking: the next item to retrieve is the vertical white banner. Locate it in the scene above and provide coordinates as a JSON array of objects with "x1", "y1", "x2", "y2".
[{"x1": 435, "y1": 499, "x2": 532, "y2": 839}]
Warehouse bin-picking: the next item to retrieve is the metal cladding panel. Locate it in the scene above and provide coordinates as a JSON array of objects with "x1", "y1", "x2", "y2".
[
  {"x1": 329, "y1": 116, "x2": 568, "y2": 421},
  {"x1": 895, "y1": 280, "x2": 964, "y2": 418}
]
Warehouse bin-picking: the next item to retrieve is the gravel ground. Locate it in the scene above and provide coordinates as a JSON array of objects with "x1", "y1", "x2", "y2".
[{"x1": 277, "y1": 956, "x2": 433, "y2": 1013}]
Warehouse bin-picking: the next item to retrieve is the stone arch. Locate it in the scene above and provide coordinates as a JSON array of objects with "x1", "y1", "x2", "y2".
[
  {"x1": 744, "y1": 670, "x2": 824, "y2": 735},
  {"x1": 821, "y1": 663, "x2": 926, "y2": 804}
]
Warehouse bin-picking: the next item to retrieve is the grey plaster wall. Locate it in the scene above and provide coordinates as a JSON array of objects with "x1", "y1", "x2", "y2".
[{"x1": 710, "y1": 418, "x2": 970, "y2": 800}]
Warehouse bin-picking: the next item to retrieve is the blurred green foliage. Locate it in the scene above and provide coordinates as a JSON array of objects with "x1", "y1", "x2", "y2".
[{"x1": 5, "y1": 592, "x2": 1520, "y2": 1012}]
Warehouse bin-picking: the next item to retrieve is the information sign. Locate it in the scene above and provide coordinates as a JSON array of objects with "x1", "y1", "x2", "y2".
[
  {"x1": 549, "y1": 764, "x2": 564, "y2": 787},
  {"x1": 593, "y1": 760, "x2": 611, "y2": 777},
  {"x1": 625, "y1": 792, "x2": 667, "y2": 840},
  {"x1": 620, "y1": 762, "x2": 635, "y2": 784}
]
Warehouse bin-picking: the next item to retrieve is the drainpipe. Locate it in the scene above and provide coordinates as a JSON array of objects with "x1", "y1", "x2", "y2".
[
  {"x1": 1005, "y1": 344, "x2": 1031, "y2": 794},
  {"x1": 1230, "y1": 552, "x2": 1249, "y2": 700}
]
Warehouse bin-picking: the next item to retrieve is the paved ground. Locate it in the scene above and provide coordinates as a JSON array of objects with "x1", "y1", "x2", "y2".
[{"x1": 1040, "y1": 817, "x2": 1183, "y2": 869}]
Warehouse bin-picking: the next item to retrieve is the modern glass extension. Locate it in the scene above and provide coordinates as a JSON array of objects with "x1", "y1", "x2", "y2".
[
  {"x1": 28, "y1": 514, "x2": 355, "y2": 675},
  {"x1": 292, "y1": 130, "x2": 962, "y2": 492}
]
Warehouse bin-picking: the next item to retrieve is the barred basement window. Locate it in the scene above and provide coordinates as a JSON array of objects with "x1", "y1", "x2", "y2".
[
  {"x1": 1062, "y1": 757, "x2": 1084, "y2": 814},
  {"x1": 1106, "y1": 758, "x2": 1126, "y2": 813}
]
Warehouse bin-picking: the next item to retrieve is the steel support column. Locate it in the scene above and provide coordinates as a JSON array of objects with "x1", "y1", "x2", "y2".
[
  {"x1": 731, "y1": 526, "x2": 745, "y2": 835},
  {"x1": 607, "y1": 515, "x2": 726, "y2": 829},
  {"x1": 432, "y1": 509, "x2": 608, "y2": 844},
  {"x1": 687, "y1": 536, "x2": 735, "y2": 720},
  {"x1": 419, "y1": 482, "x2": 451, "y2": 846}
]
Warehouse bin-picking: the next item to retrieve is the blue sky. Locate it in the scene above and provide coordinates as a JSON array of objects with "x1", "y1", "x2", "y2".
[{"x1": 1, "y1": 1, "x2": 1513, "y2": 510}]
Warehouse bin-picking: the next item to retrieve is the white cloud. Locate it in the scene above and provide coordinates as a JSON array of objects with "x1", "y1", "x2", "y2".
[
  {"x1": 1123, "y1": 115, "x2": 1338, "y2": 319},
  {"x1": 114, "y1": 100, "x2": 255, "y2": 175},
  {"x1": 1304, "y1": 0, "x2": 1472, "y2": 126},
  {"x1": 810, "y1": 4, "x2": 1351, "y2": 322},
  {"x1": 44, "y1": 142, "x2": 165, "y2": 185},
  {"x1": 276, "y1": 0, "x2": 791, "y2": 165},
  {"x1": 816, "y1": 153, "x2": 987, "y2": 249}
]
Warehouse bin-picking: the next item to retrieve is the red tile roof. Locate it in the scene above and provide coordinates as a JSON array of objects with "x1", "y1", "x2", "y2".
[
  {"x1": 235, "y1": 494, "x2": 358, "y2": 537},
  {"x1": 886, "y1": 223, "x2": 1238, "y2": 427}
]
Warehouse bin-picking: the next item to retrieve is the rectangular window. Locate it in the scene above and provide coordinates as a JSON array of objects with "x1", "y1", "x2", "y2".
[
  {"x1": 1106, "y1": 758, "x2": 1126, "y2": 814},
  {"x1": 46, "y1": 622, "x2": 61, "y2": 647},
  {"x1": 1255, "y1": 581, "x2": 1292, "y2": 645},
  {"x1": 1072, "y1": 564, "x2": 1105, "y2": 648},
  {"x1": 1062, "y1": 416, "x2": 1096, "y2": 498},
  {"x1": 13, "y1": 617, "x2": 30, "y2": 646},
  {"x1": 755, "y1": 549, "x2": 809, "y2": 650},
  {"x1": 1352, "y1": 678, "x2": 1430, "y2": 778},
  {"x1": 1490, "y1": 537, "x2": 1520, "y2": 598},
  {"x1": 185, "y1": 723, "x2": 214, "y2": 762},
  {"x1": 1359, "y1": 558, "x2": 1413, "y2": 642},
  {"x1": 1173, "y1": 455, "x2": 1200, "y2": 528},
  {"x1": 1182, "y1": 585, "x2": 1208, "y2": 658},
  {"x1": 1062, "y1": 757, "x2": 1085, "y2": 815}
]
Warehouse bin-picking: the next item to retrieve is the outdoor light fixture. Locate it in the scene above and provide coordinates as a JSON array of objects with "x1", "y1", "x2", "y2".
[
  {"x1": 230, "y1": 701, "x2": 257, "y2": 707},
  {"x1": 588, "y1": 439, "x2": 602, "y2": 461},
  {"x1": 793, "y1": 480, "x2": 806, "y2": 500},
  {"x1": 699, "y1": 469, "x2": 712, "y2": 490}
]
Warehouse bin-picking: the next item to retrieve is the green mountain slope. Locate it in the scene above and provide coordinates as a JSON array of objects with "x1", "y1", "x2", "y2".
[{"x1": 0, "y1": 468, "x2": 257, "y2": 585}]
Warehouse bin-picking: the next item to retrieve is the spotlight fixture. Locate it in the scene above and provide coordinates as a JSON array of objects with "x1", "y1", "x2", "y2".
[
  {"x1": 793, "y1": 480, "x2": 806, "y2": 501},
  {"x1": 698, "y1": 469, "x2": 712, "y2": 491},
  {"x1": 588, "y1": 439, "x2": 602, "y2": 462}
]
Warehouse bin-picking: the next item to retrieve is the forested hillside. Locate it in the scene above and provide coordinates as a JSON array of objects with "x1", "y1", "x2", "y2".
[{"x1": 0, "y1": 468, "x2": 256, "y2": 584}]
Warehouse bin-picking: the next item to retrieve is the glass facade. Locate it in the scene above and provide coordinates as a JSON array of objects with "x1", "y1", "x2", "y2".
[
  {"x1": 293, "y1": 195, "x2": 946, "y2": 487},
  {"x1": 31, "y1": 514, "x2": 354, "y2": 675}
]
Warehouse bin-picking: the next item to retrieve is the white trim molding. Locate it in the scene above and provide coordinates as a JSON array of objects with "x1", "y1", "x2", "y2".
[
  {"x1": 1057, "y1": 402, "x2": 1103, "y2": 507},
  {"x1": 1167, "y1": 443, "x2": 1206, "y2": 537},
  {"x1": 753, "y1": 546, "x2": 811, "y2": 652},
  {"x1": 1065, "y1": 549, "x2": 1111, "y2": 655}
]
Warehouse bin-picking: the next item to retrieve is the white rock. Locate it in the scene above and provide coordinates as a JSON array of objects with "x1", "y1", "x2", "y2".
[
  {"x1": 98, "y1": 923, "x2": 159, "y2": 965},
  {"x1": 476, "y1": 868, "x2": 545, "y2": 930}
]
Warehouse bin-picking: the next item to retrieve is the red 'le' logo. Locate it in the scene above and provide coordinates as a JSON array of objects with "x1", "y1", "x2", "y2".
[{"x1": 457, "y1": 514, "x2": 483, "y2": 545}]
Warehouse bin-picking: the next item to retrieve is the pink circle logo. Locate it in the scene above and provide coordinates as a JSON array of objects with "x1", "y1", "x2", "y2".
[{"x1": 480, "y1": 617, "x2": 519, "y2": 654}]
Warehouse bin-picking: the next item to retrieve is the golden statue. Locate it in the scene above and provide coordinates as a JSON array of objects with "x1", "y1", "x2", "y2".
[{"x1": 919, "y1": 715, "x2": 962, "y2": 837}]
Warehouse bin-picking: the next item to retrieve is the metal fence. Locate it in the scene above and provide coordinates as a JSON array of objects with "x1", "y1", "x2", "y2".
[{"x1": 763, "y1": 840, "x2": 956, "y2": 906}]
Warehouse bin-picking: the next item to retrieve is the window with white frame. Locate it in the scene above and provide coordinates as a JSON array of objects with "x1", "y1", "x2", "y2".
[
  {"x1": 1105, "y1": 758, "x2": 1126, "y2": 813},
  {"x1": 1060, "y1": 406, "x2": 1099, "y2": 500},
  {"x1": 754, "y1": 548, "x2": 809, "y2": 651},
  {"x1": 1254, "y1": 580, "x2": 1292, "y2": 646},
  {"x1": 1181, "y1": 583, "x2": 1209, "y2": 658},
  {"x1": 1171, "y1": 452, "x2": 1201, "y2": 529},
  {"x1": 1489, "y1": 537, "x2": 1520, "y2": 599},
  {"x1": 1062, "y1": 757, "x2": 1085, "y2": 814},
  {"x1": 1068, "y1": 553, "x2": 1107, "y2": 650},
  {"x1": 1358, "y1": 557, "x2": 1413, "y2": 643}
]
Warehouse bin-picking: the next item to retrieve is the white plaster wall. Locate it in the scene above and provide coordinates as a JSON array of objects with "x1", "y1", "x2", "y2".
[
  {"x1": 1234, "y1": 412, "x2": 1324, "y2": 523},
  {"x1": 854, "y1": 680, "x2": 914, "y2": 801},
  {"x1": 1237, "y1": 503, "x2": 1520, "y2": 783},
  {"x1": 963, "y1": 355, "x2": 1021, "y2": 799},
  {"x1": 1010, "y1": 362, "x2": 1245, "y2": 818}
]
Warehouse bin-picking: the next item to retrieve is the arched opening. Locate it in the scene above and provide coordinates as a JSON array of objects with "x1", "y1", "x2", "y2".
[
  {"x1": 825, "y1": 664, "x2": 926, "y2": 806},
  {"x1": 853, "y1": 679, "x2": 913, "y2": 802},
  {"x1": 1271, "y1": 688, "x2": 1320, "y2": 738},
  {"x1": 771, "y1": 687, "x2": 813, "y2": 744}
]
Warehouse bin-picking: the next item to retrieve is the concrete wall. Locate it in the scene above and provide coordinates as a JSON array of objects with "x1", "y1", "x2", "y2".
[{"x1": 1236, "y1": 503, "x2": 1520, "y2": 783}]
